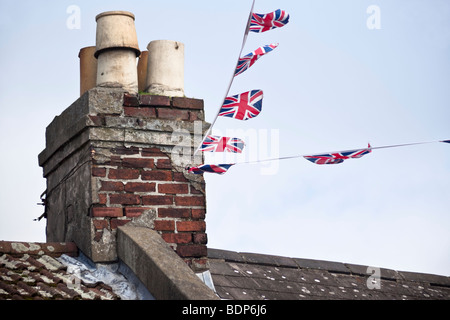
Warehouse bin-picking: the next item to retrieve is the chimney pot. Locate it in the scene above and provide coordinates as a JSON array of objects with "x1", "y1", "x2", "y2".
[
  {"x1": 137, "y1": 51, "x2": 149, "y2": 93},
  {"x1": 145, "y1": 40, "x2": 185, "y2": 97},
  {"x1": 95, "y1": 11, "x2": 140, "y2": 94},
  {"x1": 94, "y1": 11, "x2": 140, "y2": 58},
  {"x1": 78, "y1": 46, "x2": 97, "y2": 96}
]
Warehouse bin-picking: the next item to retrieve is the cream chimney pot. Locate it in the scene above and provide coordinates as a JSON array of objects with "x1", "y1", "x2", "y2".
[
  {"x1": 95, "y1": 11, "x2": 140, "y2": 94},
  {"x1": 145, "y1": 40, "x2": 185, "y2": 97},
  {"x1": 94, "y1": 11, "x2": 140, "y2": 58}
]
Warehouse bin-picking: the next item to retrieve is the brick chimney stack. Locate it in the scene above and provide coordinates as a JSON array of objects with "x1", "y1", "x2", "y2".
[{"x1": 38, "y1": 11, "x2": 209, "y2": 272}]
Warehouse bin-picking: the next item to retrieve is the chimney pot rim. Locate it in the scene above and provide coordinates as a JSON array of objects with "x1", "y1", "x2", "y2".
[
  {"x1": 94, "y1": 46, "x2": 141, "y2": 59},
  {"x1": 95, "y1": 10, "x2": 135, "y2": 22},
  {"x1": 78, "y1": 46, "x2": 96, "y2": 58}
]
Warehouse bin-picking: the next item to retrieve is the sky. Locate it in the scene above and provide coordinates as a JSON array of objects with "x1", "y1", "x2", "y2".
[{"x1": 0, "y1": 0, "x2": 449, "y2": 277}]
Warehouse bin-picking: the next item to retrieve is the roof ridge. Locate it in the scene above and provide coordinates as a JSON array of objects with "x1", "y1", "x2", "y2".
[
  {"x1": 208, "y1": 248, "x2": 450, "y2": 285},
  {"x1": 0, "y1": 241, "x2": 78, "y2": 258}
]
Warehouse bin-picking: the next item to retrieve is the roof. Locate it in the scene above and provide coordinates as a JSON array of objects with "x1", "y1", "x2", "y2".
[
  {"x1": 0, "y1": 232, "x2": 217, "y2": 301},
  {"x1": 0, "y1": 241, "x2": 121, "y2": 300},
  {"x1": 208, "y1": 248, "x2": 450, "y2": 300},
  {"x1": 2, "y1": 240, "x2": 450, "y2": 300}
]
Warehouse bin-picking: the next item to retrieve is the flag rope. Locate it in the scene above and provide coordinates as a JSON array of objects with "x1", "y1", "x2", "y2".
[
  {"x1": 194, "y1": 0, "x2": 256, "y2": 156},
  {"x1": 240, "y1": 139, "x2": 449, "y2": 165},
  {"x1": 188, "y1": 139, "x2": 449, "y2": 173},
  {"x1": 188, "y1": 3, "x2": 447, "y2": 174}
]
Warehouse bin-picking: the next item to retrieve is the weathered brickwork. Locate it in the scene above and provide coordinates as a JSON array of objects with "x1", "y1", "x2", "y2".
[
  {"x1": 90, "y1": 144, "x2": 208, "y2": 269},
  {"x1": 38, "y1": 88, "x2": 209, "y2": 270}
]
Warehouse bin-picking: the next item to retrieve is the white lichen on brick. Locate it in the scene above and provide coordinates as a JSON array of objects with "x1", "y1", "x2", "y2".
[
  {"x1": 37, "y1": 255, "x2": 64, "y2": 271},
  {"x1": 11, "y1": 242, "x2": 41, "y2": 253}
]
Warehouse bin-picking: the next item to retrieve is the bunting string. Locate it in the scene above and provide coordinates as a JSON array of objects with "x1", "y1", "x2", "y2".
[
  {"x1": 188, "y1": 2, "x2": 448, "y2": 176},
  {"x1": 194, "y1": 1, "x2": 289, "y2": 156},
  {"x1": 194, "y1": 0, "x2": 256, "y2": 156},
  {"x1": 187, "y1": 140, "x2": 450, "y2": 174}
]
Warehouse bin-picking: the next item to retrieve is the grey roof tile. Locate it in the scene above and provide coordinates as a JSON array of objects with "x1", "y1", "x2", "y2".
[
  {"x1": 207, "y1": 248, "x2": 245, "y2": 263},
  {"x1": 208, "y1": 248, "x2": 450, "y2": 300},
  {"x1": 397, "y1": 270, "x2": 450, "y2": 287},
  {"x1": 240, "y1": 252, "x2": 298, "y2": 268},
  {"x1": 293, "y1": 257, "x2": 350, "y2": 274}
]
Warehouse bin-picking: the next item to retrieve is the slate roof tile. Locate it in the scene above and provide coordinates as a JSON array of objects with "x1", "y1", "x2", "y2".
[
  {"x1": 293, "y1": 257, "x2": 350, "y2": 274},
  {"x1": 208, "y1": 248, "x2": 450, "y2": 300}
]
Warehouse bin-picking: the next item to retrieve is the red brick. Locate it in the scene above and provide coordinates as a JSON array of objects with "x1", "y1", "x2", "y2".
[
  {"x1": 124, "y1": 106, "x2": 156, "y2": 118},
  {"x1": 92, "y1": 156, "x2": 122, "y2": 166},
  {"x1": 154, "y1": 220, "x2": 175, "y2": 231},
  {"x1": 193, "y1": 233, "x2": 208, "y2": 244},
  {"x1": 172, "y1": 97, "x2": 204, "y2": 110},
  {"x1": 91, "y1": 207, "x2": 123, "y2": 218},
  {"x1": 123, "y1": 93, "x2": 140, "y2": 106},
  {"x1": 109, "y1": 194, "x2": 141, "y2": 205},
  {"x1": 176, "y1": 244, "x2": 207, "y2": 258},
  {"x1": 141, "y1": 147, "x2": 167, "y2": 157},
  {"x1": 105, "y1": 156, "x2": 122, "y2": 167},
  {"x1": 155, "y1": 158, "x2": 172, "y2": 169},
  {"x1": 173, "y1": 172, "x2": 189, "y2": 182},
  {"x1": 190, "y1": 185, "x2": 204, "y2": 194},
  {"x1": 191, "y1": 258, "x2": 209, "y2": 270},
  {"x1": 158, "y1": 208, "x2": 190, "y2": 219},
  {"x1": 92, "y1": 167, "x2": 106, "y2": 177},
  {"x1": 88, "y1": 115, "x2": 105, "y2": 126},
  {"x1": 192, "y1": 209, "x2": 206, "y2": 220},
  {"x1": 158, "y1": 183, "x2": 188, "y2": 194},
  {"x1": 124, "y1": 182, "x2": 156, "y2": 193},
  {"x1": 93, "y1": 220, "x2": 109, "y2": 230},
  {"x1": 141, "y1": 195, "x2": 173, "y2": 206},
  {"x1": 188, "y1": 111, "x2": 202, "y2": 121},
  {"x1": 98, "y1": 194, "x2": 107, "y2": 205},
  {"x1": 177, "y1": 221, "x2": 206, "y2": 232},
  {"x1": 111, "y1": 146, "x2": 139, "y2": 155},
  {"x1": 141, "y1": 170, "x2": 172, "y2": 181},
  {"x1": 139, "y1": 94, "x2": 171, "y2": 106},
  {"x1": 157, "y1": 108, "x2": 190, "y2": 120},
  {"x1": 122, "y1": 157, "x2": 154, "y2": 169},
  {"x1": 162, "y1": 233, "x2": 192, "y2": 244},
  {"x1": 100, "y1": 181, "x2": 124, "y2": 192},
  {"x1": 174, "y1": 196, "x2": 205, "y2": 207},
  {"x1": 108, "y1": 168, "x2": 140, "y2": 180},
  {"x1": 124, "y1": 207, "x2": 151, "y2": 218},
  {"x1": 110, "y1": 219, "x2": 131, "y2": 229}
]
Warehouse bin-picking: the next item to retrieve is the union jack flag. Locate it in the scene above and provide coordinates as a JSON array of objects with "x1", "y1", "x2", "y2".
[
  {"x1": 187, "y1": 164, "x2": 234, "y2": 175},
  {"x1": 199, "y1": 135, "x2": 245, "y2": 153},
  {"x1": 219, "y1": 90, "x2": 263, "y2": 121},
  {"x1": 234, "y1": 43, "x2": 278, "y2": 77},
  {"x1": 250, "y1": 9, "x2": 290, "y2": 33},
  {"x1": 304, "y1": 144, "x2": 372, "y2": 165}
]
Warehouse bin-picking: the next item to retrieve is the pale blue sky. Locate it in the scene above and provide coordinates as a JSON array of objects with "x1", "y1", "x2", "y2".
[{"x1": 0, "y1": 0, "x2": 449, "y2": 276}]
